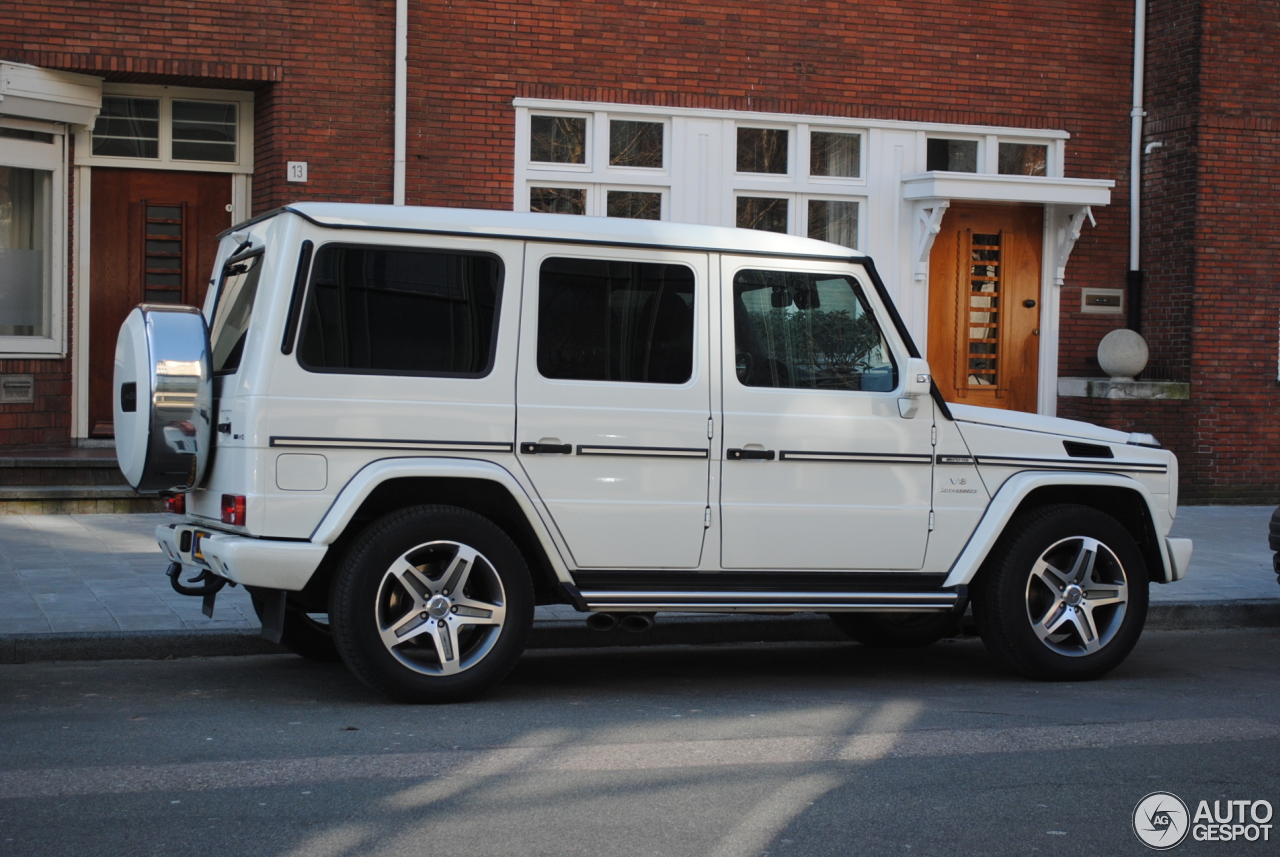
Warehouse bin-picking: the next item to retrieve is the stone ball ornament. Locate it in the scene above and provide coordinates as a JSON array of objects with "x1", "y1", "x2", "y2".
[{"x1": 1097, "y1": 328, "x2": 1149, "y2": 381}]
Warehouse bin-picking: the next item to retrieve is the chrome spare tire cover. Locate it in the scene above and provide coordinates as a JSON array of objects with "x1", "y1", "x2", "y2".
[{"x1": 114, "y1": 304, "x2": 213, "y2": 494}]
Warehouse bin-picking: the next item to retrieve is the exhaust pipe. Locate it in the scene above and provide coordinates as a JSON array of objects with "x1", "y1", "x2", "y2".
[
  {"x1": 618, "y1": 612, "x2": 656, "y2": 633},
  {"x1": 585, "y1": 612, "x2": 620, "y2": 632}
]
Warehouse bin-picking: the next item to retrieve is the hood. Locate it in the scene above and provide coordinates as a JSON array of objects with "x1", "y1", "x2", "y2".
[{"x1": 948, "y1": 403, "x2": 1135, "y2": 445}]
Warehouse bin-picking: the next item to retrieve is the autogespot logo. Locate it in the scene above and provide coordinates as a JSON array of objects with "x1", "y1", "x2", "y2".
[{"x1": 1134, "y1": 792, "x2": 1190, "y2": 850}]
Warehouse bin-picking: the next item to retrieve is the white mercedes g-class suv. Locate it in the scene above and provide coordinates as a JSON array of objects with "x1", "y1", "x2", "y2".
[{"x1": 116, "y1": 203, "x2": 1192, "y2": 702}]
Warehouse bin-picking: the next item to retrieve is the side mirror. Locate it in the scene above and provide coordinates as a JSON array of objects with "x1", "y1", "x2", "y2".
[{"x1": 898, "y1": 357, "x2": 932, "y2": 418}]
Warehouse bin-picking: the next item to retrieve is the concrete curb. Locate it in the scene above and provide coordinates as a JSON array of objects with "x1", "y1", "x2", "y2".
[{"x1": 1, "y1": 601, "x2": 1276, "y2": 664}]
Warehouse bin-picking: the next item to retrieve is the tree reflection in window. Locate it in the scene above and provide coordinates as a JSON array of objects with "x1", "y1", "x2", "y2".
[
  {"x1": 607, "y1": 191, "x2": 661, "y2": 220},
  {"x1": 737, "y1": 128, "x2": 788, "y2": 174},
  {"x1": 530, "y1": 187, "x2": 586, "y2": 215},
  {"x1": 530, "y1": 116, "x2": 586, "y2": 164},
  {"x1": 609, "y1": 121, "x2": 663, "y2": 168},
  {"x1": 737, "y1": 197, "x2": 788, "y2": 233}
]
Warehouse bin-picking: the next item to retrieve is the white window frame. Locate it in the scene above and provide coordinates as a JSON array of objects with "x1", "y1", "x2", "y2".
[
  {"x1": 601, "y1": 114, "x2": 669, "y2": 175},
  {"x1": 0, "y1": 116, "x2": 67, "y2": 357},
  {"x1": 803, "y1": 125, "x2": 867, "y2": 186},
  {"x1": 524, "y1": 110, "x2": 593, "y2": 172},
  {"x1": 75, "y1": 83, "x2": 254, "y2": 174},
  {"x1": 799, "y1": 194, "x2": 865, "y2": 250}
]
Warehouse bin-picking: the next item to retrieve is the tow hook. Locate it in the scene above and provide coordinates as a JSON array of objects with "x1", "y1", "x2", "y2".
[{"x1": 166, "y1": 561, "x2": 229, "y2": 618}]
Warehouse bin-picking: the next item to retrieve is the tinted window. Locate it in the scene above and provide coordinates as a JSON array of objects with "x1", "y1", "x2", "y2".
[
  {"x1": 733, "y1": 270, "x2": 897, "y2": 392},
  {"x1": 538, "y1": 258, "x2": 694, "y2": 384},
  {"x1": 210, "y1": 251, "x2": 263, "y2": 375},
  {"x1": 298, "y1": 245, "x2": 502, "y2": 376}
]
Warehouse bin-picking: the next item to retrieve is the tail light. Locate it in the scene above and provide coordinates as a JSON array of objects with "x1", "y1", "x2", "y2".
[
  {"x1": 221, "y1": 494, "x2": 246, "y2": 526},
  {"x1": 163, "y1": 494, "x2": 185, "y2": 514}
]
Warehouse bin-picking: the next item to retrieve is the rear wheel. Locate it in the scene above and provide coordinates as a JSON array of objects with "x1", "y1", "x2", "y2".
[
  {"x1": 828, "y1": 612, "x2": 958, "y2": 648},
  {"x1": 973, "y1": 504, "x2": 1148, "y2": 680},
  {"x1": 330, "y1": 505, "x2": 534, "y2": 703}
]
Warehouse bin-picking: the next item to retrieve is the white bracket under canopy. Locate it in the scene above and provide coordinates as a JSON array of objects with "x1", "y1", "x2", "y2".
[{"x1": 912, "y1": 199, "x2": 950, "y2": 282}]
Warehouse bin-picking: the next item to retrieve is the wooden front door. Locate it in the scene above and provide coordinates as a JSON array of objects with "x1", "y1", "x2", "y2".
[
  {"x1": 89, "y1": 168, "x2": 232, "y2": 436},
  {"x1": 927, "y1": 203, "x2": 1043, "y2": 413}
]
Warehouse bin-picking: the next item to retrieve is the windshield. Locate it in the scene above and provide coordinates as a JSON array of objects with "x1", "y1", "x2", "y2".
[{"x1": 209, "y1": 250, "x2": 263, "y2": 375}]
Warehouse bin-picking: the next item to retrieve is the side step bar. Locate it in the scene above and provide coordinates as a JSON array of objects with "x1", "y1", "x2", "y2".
[{"x1": 578, "y1": 589, "x2": 963, "y2": 613}]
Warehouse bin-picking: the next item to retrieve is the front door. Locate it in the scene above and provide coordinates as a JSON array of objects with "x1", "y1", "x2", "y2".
[
  {"x1": 718, "y1": 259, "x2": 935, "y2": 571},
  {"x1": 516, "y1": 245, "x2": 712, "y2": 569},
  {"x1": 927, "y1": 203, "x2": 1043, "y2": 412},
  {"x1": 89, "y1": 168, "x2": 232, "y2": 436}
]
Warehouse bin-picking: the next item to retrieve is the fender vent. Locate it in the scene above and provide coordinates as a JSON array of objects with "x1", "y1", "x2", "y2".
[{"x1": 1063, "y1": 441, "x2": 1114, "y2": 459}]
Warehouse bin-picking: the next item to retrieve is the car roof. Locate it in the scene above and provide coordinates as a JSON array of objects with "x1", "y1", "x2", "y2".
[{"x1": 280, "y1": 202, "x2": 863, "y2": 260}]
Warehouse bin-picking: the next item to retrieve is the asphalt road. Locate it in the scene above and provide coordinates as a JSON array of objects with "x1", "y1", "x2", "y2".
[{"x1": 1, "y1": 629, "x2": 1278, "y2": 857}]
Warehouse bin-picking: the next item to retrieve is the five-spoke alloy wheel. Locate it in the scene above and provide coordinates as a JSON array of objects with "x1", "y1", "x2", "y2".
[
  {"x1": 974, "y1": 504, "x2": 1148, "y2": 680},
  {"x1": 331, "y1": 505, "x2": 534, "y2": 703}
]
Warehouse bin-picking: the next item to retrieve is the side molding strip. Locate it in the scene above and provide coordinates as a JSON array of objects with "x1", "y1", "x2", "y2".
[{"x1": 271, "y1": 436, "x2": 514, "y2": 454}]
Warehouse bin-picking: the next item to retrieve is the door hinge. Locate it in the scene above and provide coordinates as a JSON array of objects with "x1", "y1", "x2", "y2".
[
  {"x1": 928, "y1": 510, "x2": 935, "y2": 531},
  {"x1": 930, "y1": 425, "x2": 937, "y2": 446},
  {"x1": 707, "y1": 418, "x2": 714, "y2": 439},
  {"x1": 704, "y1": 506, "x2": 712, "y2": 528}
]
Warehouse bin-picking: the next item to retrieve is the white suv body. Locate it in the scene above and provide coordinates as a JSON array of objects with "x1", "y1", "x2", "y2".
[{"x1": 117, "y1": 203, "x2": 1192, "y2": 701}]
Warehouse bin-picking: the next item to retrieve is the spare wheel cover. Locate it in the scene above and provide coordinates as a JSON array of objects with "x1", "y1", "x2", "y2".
[{"x1": 113, "y1": 305, "x2": 213, "y2": 493}]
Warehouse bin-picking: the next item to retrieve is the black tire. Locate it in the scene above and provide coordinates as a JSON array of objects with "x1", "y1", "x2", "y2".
[
  {"x1": 828, "y1": 612, "x2": 958, "y2": 648},
  {"x1": 329, "y1": 505, "x2": 534, "y2": 703},
  {"x1": 249, "y1": 592, "x2": 341, "y2": 663},
  {"x1": 973, "y1": 503, "x2": 1148, "y2": 681}
]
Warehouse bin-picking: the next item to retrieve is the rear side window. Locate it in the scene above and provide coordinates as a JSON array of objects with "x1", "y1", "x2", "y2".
[
  {"x1": 733, "y1": 269, "x2": 897, "y2": 392},
  {"x1": 537, "y1": 257, "x2": 695, "y2": 384},
  {"x1": 298, "y1": 245, "x2": 502, "y2": 376},
  {"x1": 210, "y1": 250, "x2": 263, "y2": 375}
]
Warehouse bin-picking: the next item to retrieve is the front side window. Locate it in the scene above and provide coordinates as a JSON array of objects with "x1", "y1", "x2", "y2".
[
  {"x1": 0, "y1": 166, "x2": 52, "y2": 339},
  {"x1": 733, "y1": 270, "x2": 896, "y2": 392},
  {"x1": 538, "y1": 258, "x2": 695, "y2": 384},
  {"x1": 210, "y1": 251, "x2": 263, "y2": 374},
  {"x1": 298, "y1": 245, "x2": 502, "y2": 377}
]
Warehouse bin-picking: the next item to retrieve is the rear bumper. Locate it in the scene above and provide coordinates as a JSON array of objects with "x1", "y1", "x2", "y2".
[{"x1": 156, "y1": 522, "x2": 327, "y2": 591}]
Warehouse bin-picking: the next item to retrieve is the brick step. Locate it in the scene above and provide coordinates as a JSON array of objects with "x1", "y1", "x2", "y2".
[
  {"x1": 0, "y1": 483, "x2": 163, "y2": 515},
  {"x1": 0, "y1": 455, "x2": 128, "y2": 487}
]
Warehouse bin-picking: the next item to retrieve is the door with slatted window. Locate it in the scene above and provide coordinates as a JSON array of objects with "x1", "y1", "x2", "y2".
[
  {"x1": 927, "y1": 203, "x2": 1042, "y2": 413},
  {"x1": 89, "y1": 168, "x2": 232, "y2": 436}
]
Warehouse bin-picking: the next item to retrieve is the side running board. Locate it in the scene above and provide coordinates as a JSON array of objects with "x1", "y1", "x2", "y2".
[{"x1": 578, "y1": 589, "x2": 963, "y2": 613}]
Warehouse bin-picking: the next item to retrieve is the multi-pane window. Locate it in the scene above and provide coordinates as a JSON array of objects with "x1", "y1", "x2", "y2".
[
  {"x1": 607, "y1": 190, "x2": 661, "y2": 220},
  {"x1": 530, "y1": 116, "x2": 587, "y2": 164},
  {"x1": 0, "y1": 166, "x2": 51, "y2": 338},
  {"x1": 737, "y1": 197, "x2": 788, "y2": 233},
  {"x1": 732, "y1": 270, "x2": 896, "y2": 392},
  {"x1": 537, "y1": 257, "x2": 695, "y2": 384},
  {"x1": 737, "y1": 128, "x2": 789, "y2": 174},
  {"x1": 298, "y1": 245, "x2": 503, "y2": 377},
  {"x1": 926, "y1": 139, "x2": 979, "y2": 172},
  {"x1": 807, "y1": 200, "x2": 858, "y2": 248},
  {"x1": 810, "y1": 132, "x2": 861, "y2": 178},
  {"x1": 171, "y1": 101, "x2": 237, "y2": 163},
  {"x1": 610, "y1": 121, "x2": 664, "y2": 168},
  {"x1": 530, "y1": 187, "x2": 586, "y2": 215},
  {"x1": 85, "y1": 87, "x2": 251, "y2": 170},
  {"x1": 998, "y1": 143, "x2": 1047, "y2": 177},
  {"x1": 143, "y1": 205, "x2": 184, "y2": 303}
]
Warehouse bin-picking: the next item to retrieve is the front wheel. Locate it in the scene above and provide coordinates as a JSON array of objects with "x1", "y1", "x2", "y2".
[
  {"x1": 330, "y1": 505, "x2": 534, "y2": 703},
  {"x1": 973, "y1": 504, "x2": 1148, "y2": 680}
]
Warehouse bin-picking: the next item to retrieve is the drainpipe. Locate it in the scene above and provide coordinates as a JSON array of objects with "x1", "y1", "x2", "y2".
[
  {"x1": 393, "y1": 0, "x2": 408, "y2": 204},
  {"x1": 1127, "y1": 0, "x2": 1147, "y2": 332}
]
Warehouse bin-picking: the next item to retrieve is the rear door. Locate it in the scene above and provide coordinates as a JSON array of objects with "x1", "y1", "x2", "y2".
[
  {"x1": 718, "y1": 258, "x2": 934, "y2": 570},
  {"x1": 516, "y1": 245, "x2": 711, "y2": 569}
]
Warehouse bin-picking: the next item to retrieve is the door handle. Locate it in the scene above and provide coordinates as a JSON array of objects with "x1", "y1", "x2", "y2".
[
  {"x1": 726, "y1": 448, "x2": 775, "y2": 461},
  {"x1": 520, "y1": 442, "x2": 573, "y2": 455}
]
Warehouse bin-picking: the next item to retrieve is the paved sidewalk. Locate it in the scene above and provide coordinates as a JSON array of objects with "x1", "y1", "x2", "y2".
[{"x1": 0, "y1": 507, "x2": 1275, "y2": 660}]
